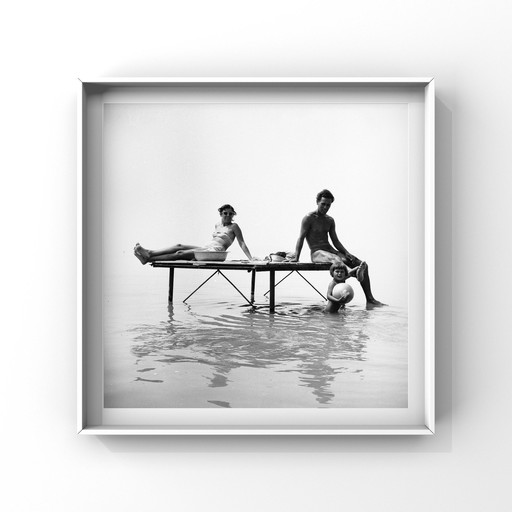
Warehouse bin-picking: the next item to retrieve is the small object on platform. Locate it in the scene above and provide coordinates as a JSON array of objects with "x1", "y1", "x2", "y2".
[
  {"x1": 194, "y1": 251, "x2": 229, "y2": 262},
  {"x1": 332, "y1": 283, "x2": 354, "y2": 303},
  {"x1": 266, "y1": 250, "x2": 295, "y2": 262},
  {"x1": 269, "y1": 253, "x2": 286, "y2": 262}
]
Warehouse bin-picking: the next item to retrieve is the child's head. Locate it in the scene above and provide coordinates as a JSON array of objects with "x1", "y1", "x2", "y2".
[{"x1": 329, "y1": 262, "x2": 348, "y2": 280}]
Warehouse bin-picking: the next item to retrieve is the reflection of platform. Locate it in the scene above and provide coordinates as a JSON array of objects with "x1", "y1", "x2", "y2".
[{"x1": 151, "y1": 260, "x2": 332, "y2": 313}]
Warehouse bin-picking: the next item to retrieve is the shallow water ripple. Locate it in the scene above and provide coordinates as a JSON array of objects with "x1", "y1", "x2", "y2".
[{"x1": 104, "y1": 296, "x2": 408, "y2": 408}]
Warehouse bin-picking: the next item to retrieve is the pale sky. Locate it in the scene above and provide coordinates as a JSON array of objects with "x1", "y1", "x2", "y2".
[{"x1": 103, "y1": 102, "x2": 409, "y2": 305}]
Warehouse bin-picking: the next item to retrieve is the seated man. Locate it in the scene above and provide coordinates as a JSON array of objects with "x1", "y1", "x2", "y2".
[{"x1": 291, "y1": 189, "x2": 383, "y2": 306}]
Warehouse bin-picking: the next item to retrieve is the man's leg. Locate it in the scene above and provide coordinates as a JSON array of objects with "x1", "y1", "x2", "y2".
[
  {"x1": 340, "y1": 254, "x2": 383, "y2": 306},
  {"x1": 311, "y1": 249, "x2": 383, "y2": 305},
  {"x1": 311, "y1": 250, "x2": 342, "y2": 264}
]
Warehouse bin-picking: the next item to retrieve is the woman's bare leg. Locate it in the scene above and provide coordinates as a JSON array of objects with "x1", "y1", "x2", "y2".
[
  {"x1": 147, "y1": 244, "x2": 199, "y2": 257},
  {"x1": 149, "y1": 248, "x2": 198, "y2": 261},
  {"x1": 134, "y1": 243, "x2": 199, "y2": 264}
]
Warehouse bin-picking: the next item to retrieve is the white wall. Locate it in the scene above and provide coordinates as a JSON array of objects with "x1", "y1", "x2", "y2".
[{"x1": 2, "y1": 1, "x2": 511, "y2": 510}]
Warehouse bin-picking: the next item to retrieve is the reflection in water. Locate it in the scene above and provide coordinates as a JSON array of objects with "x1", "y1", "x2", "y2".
[
  {"x1": 116, "y1": 298, "x2": 406, "y2": 408},
  {"x1": 208, "y1": 400, "x2": 231, "y2": 408},
  {"x1": 292, "y1": 311, "x2": 370, "y2": 405},
  {"x1": 134, "y1": 376, "x2": 164, "y2": 383}
]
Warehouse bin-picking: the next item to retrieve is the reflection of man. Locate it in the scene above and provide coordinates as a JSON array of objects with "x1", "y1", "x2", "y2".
[{"x1": 292, "y1": 189, "x2": 383, "y2": 306}]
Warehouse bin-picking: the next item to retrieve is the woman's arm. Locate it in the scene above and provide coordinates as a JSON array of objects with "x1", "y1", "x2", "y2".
[{"x1": 233, "y1": 223, "x2": 253, "y2": 260}]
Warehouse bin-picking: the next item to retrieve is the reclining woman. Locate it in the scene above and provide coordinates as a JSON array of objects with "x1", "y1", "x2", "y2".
[{"x1": 134, "y1": 204, "x2": 253, "y2": 264}]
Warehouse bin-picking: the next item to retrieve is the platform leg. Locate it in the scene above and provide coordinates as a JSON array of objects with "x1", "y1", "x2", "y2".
[
  {"x1": 269, "y1": 270, "x2": 275, "y2": 313},
  {"x1": 168, "y1": 268, "x2": 174, "y2": 303},
  {"x1": 250, "y1": 270, "x2": 256, "y2": 304}
]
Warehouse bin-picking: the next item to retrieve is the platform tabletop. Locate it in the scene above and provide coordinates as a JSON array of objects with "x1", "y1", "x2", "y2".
[{"x1": 151, "y1": 260, "x2": 332, "y2": 272}]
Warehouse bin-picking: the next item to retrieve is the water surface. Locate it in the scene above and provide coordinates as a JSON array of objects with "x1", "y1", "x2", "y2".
[{"x1": 104, "y1": 271, "x2": 407, "y2": 408}]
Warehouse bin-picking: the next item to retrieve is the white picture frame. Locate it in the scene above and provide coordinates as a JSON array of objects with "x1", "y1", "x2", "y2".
[{"x1": 78, "y1": 77, "x2": 435, "y2": 435}]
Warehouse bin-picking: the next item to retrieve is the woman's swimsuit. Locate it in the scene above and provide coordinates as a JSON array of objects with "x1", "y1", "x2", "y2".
[{"x1": 203, "y1": 226, "x2": 235, "y2": 252}]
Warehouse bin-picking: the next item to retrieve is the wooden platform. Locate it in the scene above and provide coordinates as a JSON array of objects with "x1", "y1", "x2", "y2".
[{"x1": 151, "y1": 260, "x2": 332, "y2": 313}]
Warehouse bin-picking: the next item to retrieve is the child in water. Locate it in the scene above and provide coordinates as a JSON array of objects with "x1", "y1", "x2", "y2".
[{"x1": 324, "y1": 261, "x2": 366, "y2": 313}]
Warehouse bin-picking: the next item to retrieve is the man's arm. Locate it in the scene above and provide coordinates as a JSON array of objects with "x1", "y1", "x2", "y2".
[
  {"x1": 329, "y1": 219, "x2": 353, "y2": 259},
  {"x1": 291, "y1": 216, "x2": 310, "y2": 262}
]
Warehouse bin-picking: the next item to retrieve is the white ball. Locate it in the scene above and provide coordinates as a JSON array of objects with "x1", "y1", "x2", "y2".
[{"x1": 332, "y1": 283, "x2": 354, "y2": 303}]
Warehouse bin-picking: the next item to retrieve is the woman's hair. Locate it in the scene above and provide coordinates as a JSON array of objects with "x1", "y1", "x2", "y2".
[
  {"x1": 218, "y1": 204, "x2": 237, "y2": 215},
  {"x1": 316, "y1": 189, "x2": 335, "y2": 203},
  {"x1": 329, "y1": 261, "x2": 347, "y2": 277}
]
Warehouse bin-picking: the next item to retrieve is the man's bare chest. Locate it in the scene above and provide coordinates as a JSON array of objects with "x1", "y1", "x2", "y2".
[{"x1": 309, "y1": 216, "x2": 332, "y2": 236}]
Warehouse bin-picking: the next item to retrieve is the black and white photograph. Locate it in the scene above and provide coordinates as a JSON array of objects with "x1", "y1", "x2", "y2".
[{"x1": 100, "y1": 86, "x2": 417, "y2": 412}]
